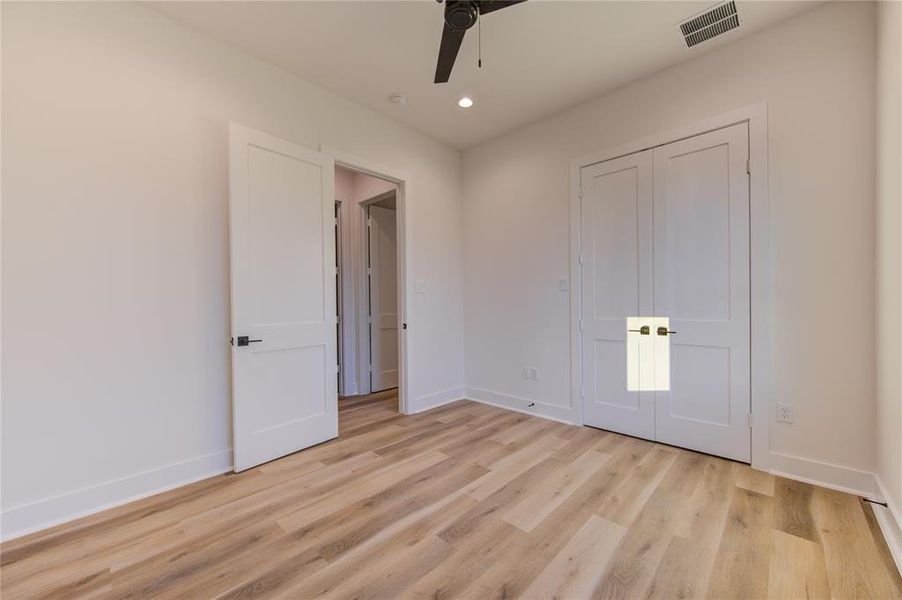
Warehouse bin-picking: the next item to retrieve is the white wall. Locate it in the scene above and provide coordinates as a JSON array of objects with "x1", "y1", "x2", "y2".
[
  {"x1": 353, "y1": 171, "x2": 397, "y2": 205},
  {"x1": 876, "y1": 0, "x2": 902, "y2": 524},
  {"x1": 335, "y1": 166, "x2": 356, "y2": 205},
  {"x1": 334, "y1": 166, "x2": 397, "y2": 397},
  {"x1": 462, "y1": 2, "x2": 878, "y2": 488},
  {"x1": 0, "y1": 1, "x2": 465, "y2": 539}
]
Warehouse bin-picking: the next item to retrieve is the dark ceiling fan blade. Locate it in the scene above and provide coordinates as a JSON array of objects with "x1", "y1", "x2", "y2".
[
  {"x1": 476, "y1": 0, "x2": 526, "y2": 15},
  {"x1": 434, "y1": 22, "x2": 466, "y2": 83}
]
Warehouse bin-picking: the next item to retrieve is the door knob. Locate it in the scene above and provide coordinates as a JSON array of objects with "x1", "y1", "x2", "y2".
[
  {"x1": 656, "y1": 327, "x2": 677, "y2": 336},
  {"x1": 628, "y1": 325, "x2": 650, "y2": 335},
  {"x1": 234, "y1": 336, "x2": 263, "y2": 347}
]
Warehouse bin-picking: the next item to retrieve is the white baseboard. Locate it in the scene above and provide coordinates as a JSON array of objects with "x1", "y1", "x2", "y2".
[
  {"x1": 462, "y1": 388, "x2": 882, "y2": 503},
  {"x1": 1, "y1": 449, "x2": 232, "y2": 542},
  {"x1": 409, "y1": 386, "x2": 466, "y2": 414},
  {"x1": 874, "y1": 476, "x2": 902, "y2": 575},
  {"x1": 464, "y1": 386, "x2": 576, "y2": 425},
  {"x1": 765, "y1": 450, "x2": 879, "y2": 499}
]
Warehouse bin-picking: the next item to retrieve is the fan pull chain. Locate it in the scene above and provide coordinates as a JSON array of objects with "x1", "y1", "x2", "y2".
[{"x1": 478, "y1": 17, "x2": 482, "y2": 68}]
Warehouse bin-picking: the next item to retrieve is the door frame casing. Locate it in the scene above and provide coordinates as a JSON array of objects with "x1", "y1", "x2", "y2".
[
  {"x1": 335, "y1": 200, "x2": 343, "y2": 396},
  {"x1": 568, "y1": 103, "x2": 770, "y2": 470},
  {"x1": 321, "y1": 145, "x2": 411, "y2": 415}
]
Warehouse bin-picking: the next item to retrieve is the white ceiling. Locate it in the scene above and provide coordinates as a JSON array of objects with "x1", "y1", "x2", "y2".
[{"x1": 149, "y1": 0, "x2": 821, "y2": 149}]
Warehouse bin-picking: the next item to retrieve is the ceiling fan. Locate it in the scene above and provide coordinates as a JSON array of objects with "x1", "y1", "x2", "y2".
[{"x1": 433, "y1": 0, "x2": 526, "y2": 84}]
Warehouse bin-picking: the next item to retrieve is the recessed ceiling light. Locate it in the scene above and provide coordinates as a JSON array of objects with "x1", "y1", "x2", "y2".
[{"x1": 458, "y1": 97, "x2": 474, "y2": 108}]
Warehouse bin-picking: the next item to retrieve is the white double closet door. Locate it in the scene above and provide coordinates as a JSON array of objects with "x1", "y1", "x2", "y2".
[{"x1": 580, "y1": 123, "x2": 751, "y2": 462}]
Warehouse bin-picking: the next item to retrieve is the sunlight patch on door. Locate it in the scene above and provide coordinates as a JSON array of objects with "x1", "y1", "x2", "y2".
[{"x1": 626, "y1": 316, "x2": 671, "y2": 391}]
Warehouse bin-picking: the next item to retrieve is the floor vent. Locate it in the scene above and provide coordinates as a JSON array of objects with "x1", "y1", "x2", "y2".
[{"x1": 679, "y1": 1, "x2": 740, "y2": 48}]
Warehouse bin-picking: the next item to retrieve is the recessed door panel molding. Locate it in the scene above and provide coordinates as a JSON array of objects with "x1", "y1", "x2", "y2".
[
  {"x1": 668, "y1": 344, "x2": 731, "y2": 425},
  {"x1": 655, "y1": 143, "x2": 732, "y2": 322},
  {"x1": 248, "y1": 146, "x2": 326, "y2": 326},
  {"x1": 579, "y1": 121, "x2": 751, "y2": 463},
  {"x1": 590, "y1": 167, "x2": 643, "y2": 320},
  {"x1": 594, "y1": 339, "x2": 638, "y2": 409},
  {"x1": 229, "y1": 123, "x2": 338, "y2": 472},
  {"x1": 580, "y1": 150, "x2": 654, "y2": 440}
]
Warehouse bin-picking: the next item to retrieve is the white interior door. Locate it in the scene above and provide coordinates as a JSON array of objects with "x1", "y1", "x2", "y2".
[
  {"x1": 652, "y1": 123, "x2": 750, "y2": 462},
  {"x1": 580, "y1": 150, "x2": 655, "y2": 439},
  {"x1": 229, "y1": 123, "x2": 337, "y2": 472},
  {"x1": 367, "y1": 204, "x2": 399, "y2": 392}
]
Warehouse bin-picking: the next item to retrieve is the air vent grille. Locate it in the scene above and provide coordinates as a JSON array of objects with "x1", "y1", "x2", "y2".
[{"x1": 679, "y1": 1, "x2": 740, "y2": 48}]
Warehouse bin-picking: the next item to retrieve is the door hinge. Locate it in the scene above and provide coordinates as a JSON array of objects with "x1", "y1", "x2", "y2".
[
  {"x1": 579, "y1": 320, "x2": 584, "y2": 331},
  {"x1": 746, "y1": 158, "x2": 751, "y2": 174},
  {"x1": 578, "y1": 186, "x2": 584, "y2": 199},
  {"x1": 578, "y1": 252, "x2": 584, "y2": 266},
  {"x1": 748, "y1": 414, "x2": 753, "y2": 429}
]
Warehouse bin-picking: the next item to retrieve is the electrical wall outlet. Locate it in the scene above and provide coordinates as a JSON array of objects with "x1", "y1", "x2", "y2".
[
  {"x1": 521, "y1": 367, "x2": 530, "y2": 380},
  {"x1": 530, "y1": 368, "x2": 538, "y2": 381},
  {"x1": 776, "y1": 403, "x2": 793, "y2": 424}
]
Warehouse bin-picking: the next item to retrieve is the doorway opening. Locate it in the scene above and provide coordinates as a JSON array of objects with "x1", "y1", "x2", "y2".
[{"x1": 335, "y1": 164, "x2": 401, "y2": 416}]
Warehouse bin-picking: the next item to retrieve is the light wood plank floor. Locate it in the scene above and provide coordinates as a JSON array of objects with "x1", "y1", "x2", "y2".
[{"x1": 3, "y1": 392, "x2": 901, "y2": 599}]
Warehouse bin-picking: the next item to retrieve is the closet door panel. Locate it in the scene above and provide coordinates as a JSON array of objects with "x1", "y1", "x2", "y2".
[
  {"x1": 580, "y1": 150, "x2": 654, "y2": 440},
  {"x1": 652, "y1": 122, "x2": 751, "y2": 462}
]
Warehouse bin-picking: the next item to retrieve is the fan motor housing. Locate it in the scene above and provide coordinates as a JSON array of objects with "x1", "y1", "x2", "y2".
[{"x1": 445, "y1": 1, "x2": 479, "y2": 31}]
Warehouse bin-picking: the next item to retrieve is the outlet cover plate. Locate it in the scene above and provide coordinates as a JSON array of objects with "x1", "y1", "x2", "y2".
[{"x1": 776, "y1": 403, "x2": 793, "y2": 424}]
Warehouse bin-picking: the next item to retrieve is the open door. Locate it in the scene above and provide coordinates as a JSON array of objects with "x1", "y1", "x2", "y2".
[
  {"x1": 367, "y1": 203, "x2": 399, "y2": 392},
  {"x1": 228, "y1": 123, "x2": 337, "y2": 472}
]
